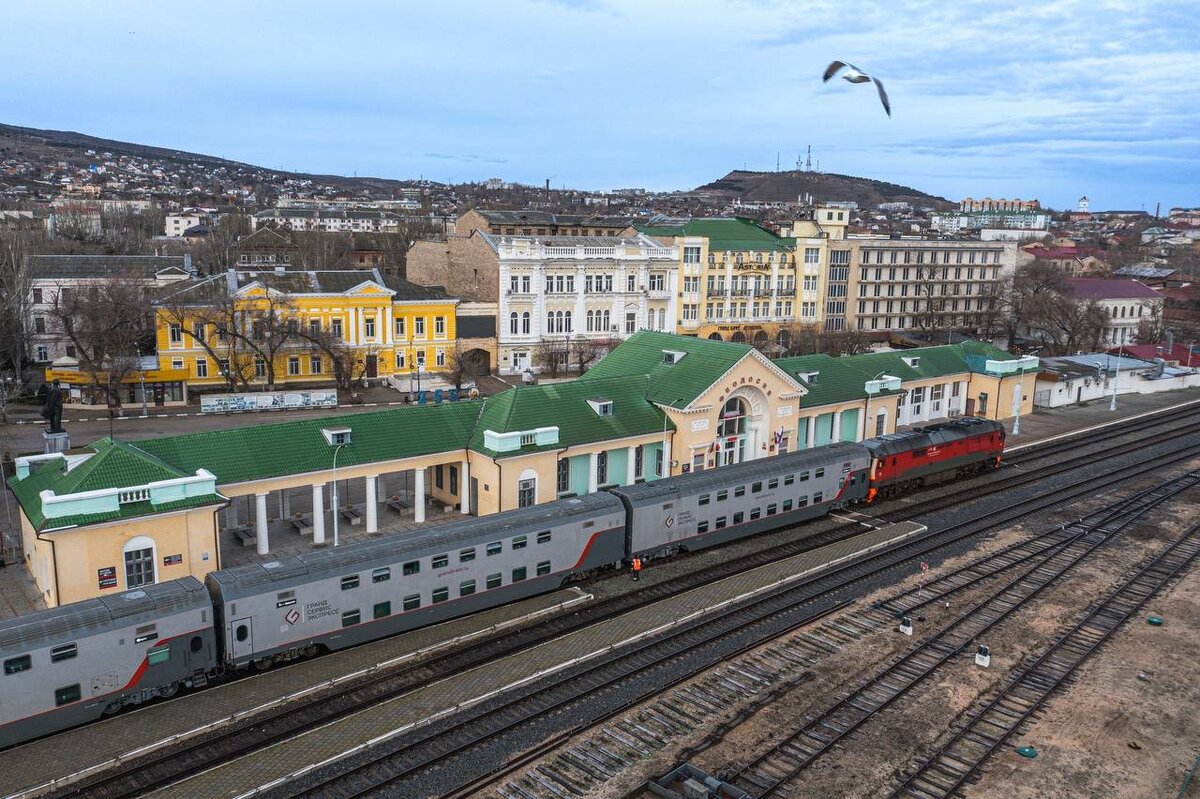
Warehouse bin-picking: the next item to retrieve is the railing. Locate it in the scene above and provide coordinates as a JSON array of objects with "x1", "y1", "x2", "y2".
[
  {"x1": 498, "y1": 243, "x2": 678, "y2": 260},
  {"x1": 118, "y1": 488, "x2": 151, "y2": 504}
]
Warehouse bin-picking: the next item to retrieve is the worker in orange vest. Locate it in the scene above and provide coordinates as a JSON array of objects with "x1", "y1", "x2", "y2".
[{"x1": 632, "y1": 556, "x2": 642, "y2": 582}]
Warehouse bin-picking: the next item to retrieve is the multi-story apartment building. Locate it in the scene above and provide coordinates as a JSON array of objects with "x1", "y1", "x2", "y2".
[
  {"x1": 251, "y1": 208, "x2": 402, "y2": 233},
  {"x1": 153, "y1": 267, "x2": 459, "y2": 390},
  {"x1": 455, "y1": 209, "x2": 636, "y2": 238},
  {"x1": 164, "y1": 208, "x2": 217, "y2": 237},
  {"x1": 490, "y1": 233, "x2": 678, "y2": 375}
]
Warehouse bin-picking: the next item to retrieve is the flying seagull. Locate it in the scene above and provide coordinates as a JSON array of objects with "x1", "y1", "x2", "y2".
[{"x1": 823, "y1": 61, "x2": 890, "y2": 117}]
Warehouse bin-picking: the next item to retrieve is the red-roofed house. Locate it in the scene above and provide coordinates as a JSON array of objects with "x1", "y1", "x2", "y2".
[
  {"x1": 1069, "y1": 279, "x2": 1164, "y2": 345},
  {"x1": 1021, "y1": 244, "x2": 1106, "y2": 275},
  {"x1": 1107, "y1": 343, "x2": 1197, "y2": 368}
]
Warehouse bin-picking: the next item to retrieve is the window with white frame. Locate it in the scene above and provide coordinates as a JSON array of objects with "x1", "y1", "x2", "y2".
[
  {"x1": 288, "y1": 357, "x2": 301, "y2": 376},
  {"x1": 435, "y1": 316, "x2": 446, "y2": 337},
  {"x1": 195, "y1": 358, "x2": 208, "y2": 378},
  {"x1": 804, "y1": 247, "x2": 820, "y2": 265},
  {"x1": 395, "y1": 317, "x2": 405, "y2": 337},
  {"x1": 364, "y1": 316, "x2": 376, "y2": 339},
  {"x1": 123, "y1": 537, "x2": 156, "y2": 588},
  {"x1": 436, "y1": 348, "x2": 446, "y2": 367},
  {"x1": 169, "y1": 324, "x2": 182, "y2": 345},
  {"x1": 311, "y1": 355, "x2": 322, "y2": 374},
  {"x1": 414, "y1": 317, "x2": 425, "y2": 337}
]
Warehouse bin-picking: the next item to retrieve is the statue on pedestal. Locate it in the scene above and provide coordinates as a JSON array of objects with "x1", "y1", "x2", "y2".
[{"x1": 41, "y1": 379, "x2": 65, "y2": 434}]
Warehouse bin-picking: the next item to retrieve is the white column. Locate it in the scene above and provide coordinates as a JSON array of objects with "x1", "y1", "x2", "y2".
[
  {"x1": 807, "y1": 416, "x2": 817, "y2": 449},
  {"x1": 460, "y1": 460, "x2": 471, "y2": 514},
  {"x1": 255, "y1": 492, "x2": 269, "y2": 556},
  {"x1": 833, "y1": 410, "x2": 843, "y2": 443},
  {"x1": 414, "y1": 468, "x2": 426, "y2": 523},
  {"x1": 588, "y1": 452, "x2": 599, "y2": 494},
  {"x1": 626, "y1": 446, "x2": 637, "y2": 484},
  {"x1": 365, "y1": 475, "x2": 378, "y2": 533},
  {"x1": 312, "y1": 483, "x2": 326, "y2": 545}
]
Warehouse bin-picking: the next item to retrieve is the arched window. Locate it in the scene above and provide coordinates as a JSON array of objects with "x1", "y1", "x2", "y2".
[
  {"x1": 509, "y1": 312, "x2": 519, "y2": 335},
  {"x1": 546, "y1": 310, "x2": 554, "y2": 331},
  {"x1": 586, "y1": 310, "x2": 594, "y2": 332},
  {"x1": 708, "y1": 332, "x2": 723, "y2": 341},
  {"x1": 657, "y1": 308, "x2": 666, "y2": 330},
  {"x1": 564, "y1": 311, "x2": 572, "y2": 333},
  {"x1": 521, "y1": 312, "x2": 530, "y2": 334},
  {"x1": 718, "y1": 397, "x2": 747, "y2": 438},
  {"x1": 123, "y1": 535, "x2": 157, "y2": 588},
  {"x1": 601, "y1": 310, "x2": 610, "y2": 331}
]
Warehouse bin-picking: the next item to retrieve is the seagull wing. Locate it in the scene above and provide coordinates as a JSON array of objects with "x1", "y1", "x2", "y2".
[
  {"x1": 873, "y1": 77, "x2": 891, "y2": 117},
  {"x1": 823, "y1": 60, "x2": 847, "y2": 82}
]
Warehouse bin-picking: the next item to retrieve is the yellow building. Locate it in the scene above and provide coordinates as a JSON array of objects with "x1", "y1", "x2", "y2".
[{"x1": 154, "y1": 268, "x2": 459, "y2": 390}]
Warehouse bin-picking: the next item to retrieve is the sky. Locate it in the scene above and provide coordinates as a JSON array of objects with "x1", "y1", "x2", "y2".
[{"x1": 2, "y1": 0, "x2": 1197, "y2": 211}]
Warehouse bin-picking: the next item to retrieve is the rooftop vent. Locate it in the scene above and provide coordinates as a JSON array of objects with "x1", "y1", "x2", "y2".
[{"x1": 662, "y1": 349, "x2": 686, "y2": 365}]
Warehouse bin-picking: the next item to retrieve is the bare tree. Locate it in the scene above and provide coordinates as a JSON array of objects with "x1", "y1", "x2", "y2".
[
  {"x1": 533, "y1": 338, "x2": 569, "y2": 379},
  {"x1": 991, "y1": 260, "x2": 1074, "y2": 351},
  {"x1": 444, "y1": 340, "x2": 487, "y2": 390},
  {"x1": 570, "y1": 337, "x2": 600, "y2": 374},
  {"x1": 190, "y1": 213, "x2": 252, "y2": 274},
  {"x1": 0, "y1": 233, "x2": 32, "y2": 377},
  {"x1": 294, "y1": 326, "x2": 374, "y2": 390}
]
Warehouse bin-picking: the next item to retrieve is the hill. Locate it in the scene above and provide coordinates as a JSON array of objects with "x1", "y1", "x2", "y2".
[{"x1": 694, "y1": 169, "x2": 953, "y2": 210}]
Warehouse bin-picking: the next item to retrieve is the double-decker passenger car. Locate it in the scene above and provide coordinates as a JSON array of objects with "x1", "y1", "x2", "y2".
[
  {"x1": 861, "y1": 417, "x2": 1005, "y2": 501},
  {"x1": 0, "y1": 578, "x2": 217, "y2": 749},
  {"x1": 206, "y1": 492, "x2": 626, "y2": 669},
  {"x1": 610, "y1": 442, "x2": 872, "y2": 556}
]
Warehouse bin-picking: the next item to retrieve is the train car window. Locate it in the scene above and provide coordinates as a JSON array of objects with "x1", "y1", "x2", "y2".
[
  {"x1": 486, "y1": 573, "x2": 502, "y2": 590},
  {"x1": 697, "y1": 520, "x2": 710, "y2": 533},
  {"x1": 698, "y1": 494, "x2": 710, "y2": 506},
  {"x1": 798, "y1": 496, "x2": 809, "y2": 507},
  {"x1": 403, "y1": 594, "x2": 421, "y2": 611},
  {"x1": 4, "y1": 655, "x2": 31, "y2": 675},
  {"x1": 54, "y1": 684, "x2": 81, "y2": 707},
  {"x1": 403, "y1": 561, "x2": 420, "y2": 575},
  {"x1": 486, "y1": 542, "x2": 503, "y2": 556},
  {"x1": 432, "y1": 587, "x2": 450, "y2": 603},
  {"x1": 734, "y1": 486, "x2": 746, "y2": 497},
  {"x1": 583, "y1": 521, "x2": 595, "y2": 529},
  {"x1": 50, "y1": 644, "x2": 78, "y2": 663},
  {"x1": 432, "y1": 554, "x2": 449, "y2": 569},
  {"x1": 460, "y1": 580, "x2": 476, "y2": 596},
  {"x1": 815, "y1": 468, "x2": 825, "y2": 478},
  {"x1": 716, "y1": 490, "x2": 728, "y2": 502},
  {"x1": 750, "y1": 508, "x2": 761, "y2": 520},
  {"x1": 733, "y1": 512, "x2": 745, "y2": 524},
  {"x1": 767, "y1": 504, "x2": 778, "y2": 516},
  {"x1": 374, "y1": 601, "x2": 391, "y2": 620},
  {"x1": 784, "y1": 474, "x2": 795, "y2": 485},
  {"x1": 800, "y1": 471, "x2": 810, "y2": 482},
  {"x1": 342, "y1": 610, "x2": 361, "y2": 627},
  {"x1": 190, "y1": 636, "x2": 204, "y2": 654},
  {"x1": 460, "y1": 548, "x2": 476, "y2": 562},
  {"x1": 783, "y1": 499, "x2": 794, "y2": 512},
  {"x1": 512, "y1": 536, "x2": 528, "y2": 550},
  {"x1": 751, "y1": 482, "x2": 762, "y2": 493},
  {"x1": 537, "y1": 531, "x2": 552, "y2": 545},
  {"x1": 235, "y1": 624, "x2": 249, "y2": 642},
  {"x1": 715, "y1": 517, "x2": 727, "y2": 530},
  {"x1": 341, "y1": 575, "x2": 360, "y2": 591},
  {"x1": 768, "y1": 478, "x2": 779, "y2": 489},
  {"x1": 537, "y1": 561, "x2": 552, "y2": 576},
  {"x1": 512, "y1": 567, "x2": 527, "y2": 583},
  {"x1": 814, "y1": 492, "x2": 824, "y2": 503},
  {"x1": 147, "y1": 645, "x2": 171, "y2": 666},
  {"x1": 374, "y1": 567, "x2": 392, "y2": 583}
]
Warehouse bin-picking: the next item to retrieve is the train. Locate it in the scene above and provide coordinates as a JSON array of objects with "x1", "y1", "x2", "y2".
[{"x1": 0, "y1": 416, "x2": 1004, "y2": 749}]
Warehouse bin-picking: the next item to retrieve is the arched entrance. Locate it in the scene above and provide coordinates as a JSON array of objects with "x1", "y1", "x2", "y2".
[
  {"x1": 730, "y1": 331, "x2": 747, "y2": 343},
  {"x1": 715, "y1": 385, "x2": 768, "y2": 466},
  {"x1": 461, "y1": 348, "x2": 491, "y2": 377},
  {"x1": 776, "y1": 328, "x2": 791, "y2": 352},
  {"x1": 708, "y1": 332, "x2": 723, "y2": 341},
  {"x1": 752, "y1": 330, "x2": 769, "y2": 350}
]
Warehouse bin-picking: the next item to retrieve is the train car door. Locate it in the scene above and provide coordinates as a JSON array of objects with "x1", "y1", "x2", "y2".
[{"x1": 230, "y1": 617, "x2": 254, "y2": 661}]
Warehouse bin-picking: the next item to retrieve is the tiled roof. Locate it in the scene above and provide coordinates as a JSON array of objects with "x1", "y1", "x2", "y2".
[
  {"x1": 134, "y1": 401, "x2": 485, "y2": 485},
  {"x1": 473, "y1": 210, "x2": 636, "y2": 227},
  {"x1": 580, "y1": 330, "x2": 757, "y2": 409},
  {"x1": 1068, "y1": 279, "x2": 1162, "y2": 300},
  {"x1": 27, "y1": 255, "x2": 189, "y2": 280},
  {"x1": 379, "y1": 273, "x2": 455, "y2": 301},
  {"x1": 772, "y1": 354, "x2": 884, "y2": 407},
  {"x1": 637, "y1": 217, "x2": 794, "y2": 252},
  {"x1": 7, "y1": 439, "x2": 222, "y2": 531},
  {"x1": 469, "y1": 377, "x2": 671, "y2": 456}
]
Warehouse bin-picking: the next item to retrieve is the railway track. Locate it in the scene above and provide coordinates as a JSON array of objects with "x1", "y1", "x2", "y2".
[
  {"x1": 890, "y1": 520, "x2": 1200, "y2": 799},
  {"x1": 722, "y1": 471, "x2": 1200, "y2": 798},
  {"x1": 263, "y1": 452, "x2": 1200, "y2": 798},
  {"x1": 43, "y1": 413, "x2": 1200, "y2": 799}
]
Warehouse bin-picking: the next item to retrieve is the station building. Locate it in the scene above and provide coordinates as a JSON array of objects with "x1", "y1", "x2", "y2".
[{"x1": 7, "y1": 331, "x2": 1036, "y2": 607}]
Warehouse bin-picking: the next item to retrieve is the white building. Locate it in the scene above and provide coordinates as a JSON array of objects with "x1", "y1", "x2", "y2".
[
  {"x1": 488, "y1": 234, "x2": 679, "y2": 375},
  {"x1": 1068, "y1": 279, "x2": 1164, "y2": 346},
  {"x1": 252, "y1": 208, "x2": 402, "y2": 233},
  {"x1": 164, "y1": 209, "x2": 217, "y2": 237}
]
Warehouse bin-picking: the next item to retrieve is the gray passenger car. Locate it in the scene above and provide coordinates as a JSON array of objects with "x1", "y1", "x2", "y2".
[
  {"x1": 610, "y1": 442, "x2": 872, "y2": 556},
  {"x1": 0, "y1": 578, "x2": 217, "y2": 749},
  {"x1": 207, "y1": 492, "x2": 627, "y2": 668}
]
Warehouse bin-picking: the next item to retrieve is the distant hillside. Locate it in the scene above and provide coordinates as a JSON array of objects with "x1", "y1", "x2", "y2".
[{"x1": 695, "y1": 170, "x2": 953, "y2": 210}]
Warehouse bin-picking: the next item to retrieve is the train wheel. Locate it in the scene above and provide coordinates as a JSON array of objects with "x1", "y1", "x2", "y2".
[
  {"x1": 253, "y1": 658, "x2": 272, "y2": 672},
  {"x1": 158, "y1": 682, "x2": 180, "y2": 699}
]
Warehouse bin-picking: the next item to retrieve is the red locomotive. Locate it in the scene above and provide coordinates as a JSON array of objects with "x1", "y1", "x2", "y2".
[{"x1": 862, "y1": 416, "x2": 1006, "y2": 502}]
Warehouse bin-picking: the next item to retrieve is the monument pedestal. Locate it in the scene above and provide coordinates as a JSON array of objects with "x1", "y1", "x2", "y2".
[{"x1": 42, "y1": 431, "x2": 70, "y2": 455}]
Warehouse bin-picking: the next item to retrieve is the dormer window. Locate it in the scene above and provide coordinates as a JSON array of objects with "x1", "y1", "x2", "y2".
[
  {"x1": 662, "y1": 349, "x2": 686, "y2": 365},
  {"x1": 798, "y1": 371, "x2": 820, "y2": 385},
  {"x1": 902, "y1": 356, "x2": 921, "y2": 368},
  {"x1": 588, "y1": 399, "x2": 614, "y2": 417},
  {"x1": 321, "y1": 428, "x2": 352, "y2": 446}
]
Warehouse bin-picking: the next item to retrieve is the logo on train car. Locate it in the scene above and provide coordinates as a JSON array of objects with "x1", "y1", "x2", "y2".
[
  {"x1": 664, "y1": 515, "x2": 675, "y2": 528},
  {"x1": 285, "y1": 608, "x2": 301, "y2": 625},
  {"x1": 927, "y1": 446, "x2": 941, "y2": 457}
]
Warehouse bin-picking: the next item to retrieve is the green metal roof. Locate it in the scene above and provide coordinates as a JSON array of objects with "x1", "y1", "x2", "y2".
[
  {"x1": 580, "y1": 330, "x2": 758, "y2": 409},
  {"x1": 135, "y1": 401, "x2": 485, "y2": 485},
  {"x1": 469, "y1": 377, "x2": 672, "y2": 456},
  {"x1": 637, "y1": 217, "x2": 794, "y2": 252},
  {"x1": 7, "y1": 439, "x2": 223, "y2": 531}
]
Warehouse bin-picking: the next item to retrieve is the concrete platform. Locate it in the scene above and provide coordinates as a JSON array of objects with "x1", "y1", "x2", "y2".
[
  {"x1": 0, "y1": 587, "x2": 592, "y2": 799},
  {"x1": 139, "y1": 521, "x2": 927, "y2": 799}
]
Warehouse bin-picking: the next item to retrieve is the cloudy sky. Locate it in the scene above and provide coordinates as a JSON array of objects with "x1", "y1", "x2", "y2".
[{"x1": 3, "y1": 1, "x2": 1197, "y2": 210}]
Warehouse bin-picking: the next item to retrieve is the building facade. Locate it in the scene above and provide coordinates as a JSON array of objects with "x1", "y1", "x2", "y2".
[
  {"x1": 252, "y1": 208, "x2": 402, "y2": 233},
  {"x1": 1067, "y1": 279, "x2": 1164, "y2": 346}
]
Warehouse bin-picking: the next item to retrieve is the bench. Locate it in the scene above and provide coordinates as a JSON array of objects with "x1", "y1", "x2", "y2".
[
  {"x1": 387, "y1": 496, "x2": 410, "y2": 513},
  {"x1": 340, "y1": 506, "x2": 363, "y2": 526},
  {"x1": 290, "y1": 515, "x2": 313, "y2": 536},
  {"x1": 230, "y1": 524, "x2": 256, "y2": 548}
]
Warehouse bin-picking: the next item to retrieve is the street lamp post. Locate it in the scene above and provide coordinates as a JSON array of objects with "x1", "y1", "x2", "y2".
[
  {"x1": 1109, "y1": 354, "x2": 1119, "y2": 412},
  {"x1": 331, "y1": 443, "x2": 345, "y2": 547},
  {"x1": 136, "y1": 347, "x2": 148, "y2": 417}
]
